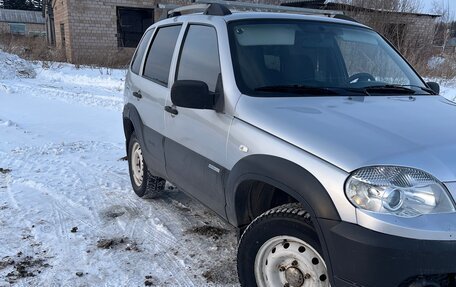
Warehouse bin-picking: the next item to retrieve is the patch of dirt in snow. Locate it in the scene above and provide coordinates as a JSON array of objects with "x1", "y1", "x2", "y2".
[
  {"x1": 144, "y1": 275, "x2": 158, "y2": 286},
  {"x1": 0, "y1": 168, "x2": 11, "y2": 174},
  {"x1": 185, "y1": 225, "x2": 229, "y2": 239},
  {"x1": 3, "y1": 254, "x2": 51, "y2": 284},
  {"x1": 100, "y1": 205, "x2": 140, "y2": 220},
  {"x1": 96, "y1": 237, "x2": 140, "y2": 252}
]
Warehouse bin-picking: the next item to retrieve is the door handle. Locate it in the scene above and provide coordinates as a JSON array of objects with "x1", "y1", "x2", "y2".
[
  {"x1": 165, "y1": 105, "x2": 178, "y2": 116},
  {"x1": 133, "y1": 91, "x2": 142, "y2": 99}
]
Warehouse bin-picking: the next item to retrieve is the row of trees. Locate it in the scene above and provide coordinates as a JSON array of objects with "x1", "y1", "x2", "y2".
[{"x1": 0, "y1": 0, "x2": 43, "y2": 11}]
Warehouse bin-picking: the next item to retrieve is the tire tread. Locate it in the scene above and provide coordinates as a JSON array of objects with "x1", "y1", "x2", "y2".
[
  {"x1": 128, "y1": 132, "x2": 166, "y2": 199},
  {"x1": 240, "y1": 203, "x2": 312, "y2": 244},
  {"x1": 142, "y1": 171, "x2": 166, "y2": 199}
]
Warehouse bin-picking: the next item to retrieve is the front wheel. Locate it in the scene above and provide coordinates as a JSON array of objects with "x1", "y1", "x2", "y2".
[
  {"x1": 128, "y1": 132, "x2": 165, "y2": 198},
  {"x1": 237, "y1": 203, "x2": 330, "y2": 287}
]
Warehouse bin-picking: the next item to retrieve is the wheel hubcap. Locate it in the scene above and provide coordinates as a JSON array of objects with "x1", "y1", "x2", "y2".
[
  {"x1": 285, "y1": 267, "x2": 305, "y2": 286},
  {"x1": 131, "y1": 142, "x2": 144, "y2": 186},
  {"x1": 254, "y1": 236, "x2": 329, "y2": 287}
]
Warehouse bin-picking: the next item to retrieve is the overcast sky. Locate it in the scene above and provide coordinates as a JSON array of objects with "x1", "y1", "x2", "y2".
[{"x1": 421, "y1": 0, "x2": 455, "y2": 18}]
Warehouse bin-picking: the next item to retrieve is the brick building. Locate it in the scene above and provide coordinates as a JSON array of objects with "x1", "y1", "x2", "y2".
[
  {"x1": 44, "y1": 0, "x2": 165, "y2": 64},
  {"x1": 0, "y1": 9, "x2": 45, "y2": 36}
]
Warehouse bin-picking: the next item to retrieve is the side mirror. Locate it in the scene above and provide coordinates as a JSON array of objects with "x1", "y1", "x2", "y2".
[
  {"x1": 426, "y1": 82, "x2": 440, "y2": 95},
  {"x1": 171, "y1": 80, "x2": 215, "y2": 109}
]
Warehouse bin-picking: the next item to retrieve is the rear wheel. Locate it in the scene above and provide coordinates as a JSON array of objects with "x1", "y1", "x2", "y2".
[
  {"x1": 238, "y1": 203, "x2": 330, "y2": 287},
  {"x1": 128, "y1": 132, "x2": 165, "y2": 198}
]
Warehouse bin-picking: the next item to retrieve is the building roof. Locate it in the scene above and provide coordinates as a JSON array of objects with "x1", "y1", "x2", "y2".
[{"x1": 0, "y1": 9, "x2": 45, "y2": 24}]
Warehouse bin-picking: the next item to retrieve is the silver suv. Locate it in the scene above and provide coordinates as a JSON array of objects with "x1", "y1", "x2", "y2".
[{"x1": 123, "y1": 3, "x2": 456, "y2": 287}]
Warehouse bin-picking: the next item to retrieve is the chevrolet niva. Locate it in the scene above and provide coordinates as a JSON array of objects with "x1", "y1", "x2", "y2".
[{"x1": 123, "y1": 3, "x2": 456, "y2": 286}]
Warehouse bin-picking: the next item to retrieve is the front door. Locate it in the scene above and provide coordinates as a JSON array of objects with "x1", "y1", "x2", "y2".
[{"x1": 164, "y1": 24, "x2": 232, "y2": 217}]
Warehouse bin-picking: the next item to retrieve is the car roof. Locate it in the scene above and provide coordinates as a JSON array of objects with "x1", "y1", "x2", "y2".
[{"x1": 152, "y1": 11, "x2": 370, "y2": 29}]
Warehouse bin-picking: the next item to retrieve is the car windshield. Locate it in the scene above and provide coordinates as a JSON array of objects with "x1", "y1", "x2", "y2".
[{"x1": 228, "y1": 20, "x2": 431, "y2": 97}]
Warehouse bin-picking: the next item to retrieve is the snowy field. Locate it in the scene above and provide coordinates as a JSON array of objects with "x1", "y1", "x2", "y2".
[
  {"x1": 0, "y1": 50, "x2": 455, "y2": 287},
  {"x1": 0, "y1": 51, "x2": 238, "y2": 287}
]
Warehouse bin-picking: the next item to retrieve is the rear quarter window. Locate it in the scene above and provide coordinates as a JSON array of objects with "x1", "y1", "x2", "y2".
[
  {"x1": 130, "y1": 28, "x2": 154, "y2": 75},
  {"x1": 143, "y1": 25, "x2": 182, "y2": 86}
]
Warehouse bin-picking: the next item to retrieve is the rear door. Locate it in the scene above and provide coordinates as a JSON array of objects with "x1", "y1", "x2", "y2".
[
  {"x1": 164, "y1": 24, "x2": 232, "y2": 217},
  {"x1": 131, "y1": 24, "x2": 182, "y2": 178}
]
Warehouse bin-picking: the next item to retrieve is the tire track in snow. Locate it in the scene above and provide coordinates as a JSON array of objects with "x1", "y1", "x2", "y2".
[
  {"x1": 7, "y1": 142, "x2": 201, "y2": 285},
  {"x1": 4, "y1": 81, "x2": 123, "y2": 111}
]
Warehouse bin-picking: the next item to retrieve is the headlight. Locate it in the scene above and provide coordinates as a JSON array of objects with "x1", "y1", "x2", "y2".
[{"x1": 345, "y1": 166, "x2": 455, "y2": 218}]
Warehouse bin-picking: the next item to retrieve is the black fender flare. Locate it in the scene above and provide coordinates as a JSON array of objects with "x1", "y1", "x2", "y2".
[
  {"x1": 123, "y1": 103, "x2": 167, "y2": 179},
  {"x1": 122, "y1": 103, "x2": 145, "y2": 152},
  {"x1": 225, "y1": 154, "x2": 340, "y2": 227}
]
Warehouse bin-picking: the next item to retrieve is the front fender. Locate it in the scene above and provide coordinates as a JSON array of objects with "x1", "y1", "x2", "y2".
[{"x1": 225, "y1": 154, "x2": 340, "y2": 227}]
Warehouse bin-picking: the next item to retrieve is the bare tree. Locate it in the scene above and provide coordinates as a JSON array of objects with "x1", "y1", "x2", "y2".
[{"x1": 432, "y1": 0, "x2": 455, "y2": 53}]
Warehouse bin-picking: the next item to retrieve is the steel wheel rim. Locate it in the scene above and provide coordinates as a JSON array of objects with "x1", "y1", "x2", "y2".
[
  {"x1": 131, "y1": 142, "x2": 144, "y2": 186},
  {"x1": 254, "y1": 236, "x2": 329, "y2": 287}
]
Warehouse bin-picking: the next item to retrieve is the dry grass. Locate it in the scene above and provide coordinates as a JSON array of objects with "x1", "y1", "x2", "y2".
[
  {"x1": 406, "y1": 47, "x2": 456, "y2": 80},
  {"x1": 71, "y1": 49, "x2": 133, "y2": 69},
  {"x1": 0, "y1": 34, "x2": 66, "y2": 63},
  {"x1": 0, "y1": 34, "x2": 133, "y2": 69}
]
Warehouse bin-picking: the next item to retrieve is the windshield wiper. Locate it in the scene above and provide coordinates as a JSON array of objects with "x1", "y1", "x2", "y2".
[
  {"x1": 394, "y1": 84, "x2": 436, "y2": 95},
  {"x1": 254, "y1": 84, "x2": 422, "y2": 96},
  {"x1": 254, "y1": 85, "x2": 340, "y2": 96},
  {"x1": 362, "y1": 85, "x2": 417, "y2": 95}
]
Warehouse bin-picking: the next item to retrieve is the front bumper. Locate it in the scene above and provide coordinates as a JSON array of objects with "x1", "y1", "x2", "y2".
[{"x1": 319, "y1": 220, "x2": 456, "y2": 287}]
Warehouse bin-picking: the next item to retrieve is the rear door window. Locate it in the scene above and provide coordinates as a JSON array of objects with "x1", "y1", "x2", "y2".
[
  {"x1": 143, "y1": 25, "x2": 182, "y2": 86},
  {"x1": 130, "y1": 28, "x2": 154, "y2": 75}
]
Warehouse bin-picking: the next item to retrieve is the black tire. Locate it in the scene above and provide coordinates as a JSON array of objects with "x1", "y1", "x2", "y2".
[
  {"x1": 128, "y1": 132, "x2": 166, "y2": 198},
  {"x1": 237, "y1": 203, "x2": 328, "y2": 287}
]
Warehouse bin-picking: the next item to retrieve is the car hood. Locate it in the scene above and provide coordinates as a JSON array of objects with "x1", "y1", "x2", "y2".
[{"x1": 235, "y1": 95, "x2": 456, "y2": 182}]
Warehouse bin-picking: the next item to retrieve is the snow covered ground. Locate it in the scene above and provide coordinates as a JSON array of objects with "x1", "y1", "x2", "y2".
[
  {"x1": 0, "y1": 51, "x2": 238, "y2": 286},
  {"x1": 1, "y1": 50, "x2": 455, "y2": 287},
  {"x1": 435, "y1": 80, "x2": 456, "y2": 103}
]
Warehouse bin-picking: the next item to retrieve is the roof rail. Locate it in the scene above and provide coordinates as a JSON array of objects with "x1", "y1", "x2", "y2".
[
  {"x1": 333, "y1": 14, "x2": 358, "y2": 23},
  {"x1": 165, "y1": 3, "x2": 210, "y2": 17},
  {"x1": 196, "y1": 0, "x2": 342, "y2": 16},
  {"x1": 160, "y1": 0, "x2": 343, "y2": 19},
  {"x1": 204, "y1": 3, "x2": 232, "y2": 16}
]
